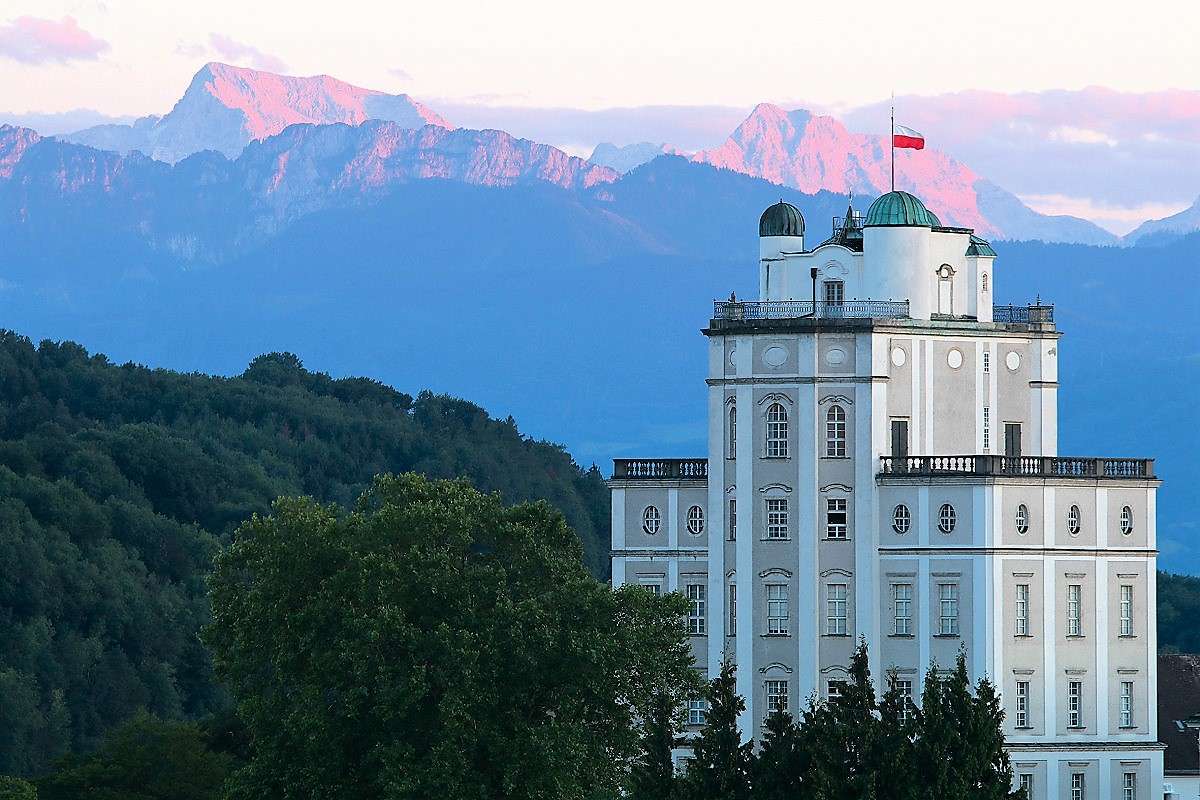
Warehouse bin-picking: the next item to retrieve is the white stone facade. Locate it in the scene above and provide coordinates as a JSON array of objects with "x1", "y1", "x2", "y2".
[{"x1": 610, "y1": 197, "x2": 1164, "y2": 799}]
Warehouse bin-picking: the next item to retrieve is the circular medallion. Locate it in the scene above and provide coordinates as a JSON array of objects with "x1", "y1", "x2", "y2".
[
  {"x1": 825, "y1": 348, "x2": 847, "y2": 366},
  {"x1": 947, "y1": 349, "x2": 963, "y2": 369},
  {"x1": 891, "y1": 347, "x2": 907, "y2": 367},
  {"x1": 1006, "y1": 351, "x2": 1021, "y2": 371},
  {"x1": 763, "y1": 346, "x2": 787, "y2": 368}
]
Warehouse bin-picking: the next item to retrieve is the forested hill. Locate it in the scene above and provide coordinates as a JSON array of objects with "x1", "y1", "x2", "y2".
[{"x1": 0, "y1": 333, "x2": 608, "y2": 776}]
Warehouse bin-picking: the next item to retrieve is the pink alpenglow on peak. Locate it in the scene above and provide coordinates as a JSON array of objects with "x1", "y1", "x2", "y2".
[
  {"x1": 64, "y1": 62, "x2": 452, "y2": 164},
  {"x1": 194, "y1": 62, "x2": 450, "y2": 141},
  {"x1": 693, "y1": 103, "x2": 993, "y2": 234}
]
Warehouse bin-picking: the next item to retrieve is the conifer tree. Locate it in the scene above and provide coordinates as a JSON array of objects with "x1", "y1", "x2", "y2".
[
  {"x1": 913, "y1": 661, "x2": 958, "y2": 799},
  {"x1": 825, "y1": 639, "x2": 880, "y2": 800},
  {"x1": 681, "y1": 659, "x2": 751, "y2": 800},
  {"x1": 874, "y1": 670, "x2": 920, "y2": 800},
  {"x1": 751, "y1": 709, "x2": 804, "y2": 800},
  {"x1": 964, "y1": 675, "x2": 1018, "y2": 799},
  {"x1": 629, "y1": 691, "x2": 680, "y2": 800}
]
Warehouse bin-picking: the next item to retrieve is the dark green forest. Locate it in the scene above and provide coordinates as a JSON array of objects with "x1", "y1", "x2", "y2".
[{"x1": 0, "y1": 334, "x2": 608, "y2": 776}]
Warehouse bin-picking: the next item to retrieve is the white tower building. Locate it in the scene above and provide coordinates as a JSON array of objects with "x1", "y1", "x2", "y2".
[{"x1": 609, "y1": 192, "x2": 1163, "y2": 799}]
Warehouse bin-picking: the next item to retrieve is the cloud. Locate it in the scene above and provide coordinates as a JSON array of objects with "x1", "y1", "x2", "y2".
[
  {"x1": 207, "y1": 33, "x2": 287, "y2": 73},
  {"x1": 0, "y1": 15, "x2": 109, "y2": 64},
  {"x1": 1048, "y1": 125, "x2": 1118, "y2": 147},
  {"x1": 388, "y1": 67, "x2": 413, "y2": 82},
  {"x1": 1017, "y1": 193, "x2": 1192, "y2": 236}
]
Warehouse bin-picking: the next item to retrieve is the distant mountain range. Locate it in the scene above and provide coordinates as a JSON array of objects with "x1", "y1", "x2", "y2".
[
  {"x1": 62, "y1": 62, "x2": 449, "y2": 163},
  {"x1": 1124, "y1": 194, "x2": 1200, "y2": 246}
]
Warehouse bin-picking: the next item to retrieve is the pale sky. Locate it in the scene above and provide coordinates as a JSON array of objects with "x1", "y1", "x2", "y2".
[{"x1": 2, "y1": 0, "x2": 1197, "y2": 116}]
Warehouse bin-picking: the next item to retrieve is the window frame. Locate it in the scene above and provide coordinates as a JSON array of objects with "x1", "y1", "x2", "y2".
[
  {"x1": 1067, "y1": 504, "x2": 1081, "y2": 536},
  {"x1": 766, "y1": 583, "x2": 789, "y2": 635},
  {"x1": 823, "y1": 279, "x2": 845, "y2": 306},
  {"x1": 687, "y1": 697, "x2": 708, "y2": 726},
  {"x1": 1067, "y1": 584, "x2": 1082, "y2": 637},
  {"x1": 826, "y1": 497, "x2": 848, "y2": 539},
  {"x1": 1015, "y1": 680, "x2": 1030, "y2": 728},
  {"x1": 1071, "y1": 772, "x2": 1085, "y2": 800},
  {"x1": 1123, "y1": 772, "x2": 1136, "y2": 800},
  {"x1": 982, "y1": 405, "x2": 991, "y2": 451},
  {"x1": 642, "y1": 505, "x2": 661, "y2": 535},
  {"x1": 765, "y1": 679, "x2": 788, "y2": 717},
  {"x1": 685, "y1": 583, "x2": 707, "y2": 636},
  {"x1": 765, "y1": 498, "x2": 789, "y2": 540},
  {"x1": 727, "y1": 583, "x2": 736, "y2": 636},
  {"x1": 938, "y1": 582, "x2": 959, "y2": 636},
  {"x1": 686, "y1": 505, "x2": 705, "y2": 535},
  {"x1": 892, "y1": 504, "x2": 911, "y2": 534},
  {"x1": 938, "y1": 503, "x2": 956, "y2": 534},
  {"x1": 765, "y1": 402, "x2": 789, "y2": 459},
  {"x1": 1015, "y1": 583, "x2": 1030, "y2": 636},
  {"x1": 728, "y1": 498, "x2": 737, "y2": 541},
  {"x1": 1015, "y1": 503, "x2": 1029, "y2": 534},
  {"x1": 825, "y1": 404, "x2": 847, "y2": 458},
  {"x1": 728, "y1": 405, "x2": 737, "y2": 459},
  {"x1": 893, "y1": 583, "x2": 913, "y2": 636},
  {"x1": 827, "y1": 583, "x2": 848, "y2": 636},
  {"x1": 1067, "y1": 680, "x2": 1083, "y2": 728},
  {"x1": 1120, "y1": 680, "x2": 1133, "y2": 728},
  {"x1": 1120, "y1": 505, "x2": 1134, "y2": 535},
  {"x1": 1120, "y1": 584, "x2": 1134, "y2": 637}
]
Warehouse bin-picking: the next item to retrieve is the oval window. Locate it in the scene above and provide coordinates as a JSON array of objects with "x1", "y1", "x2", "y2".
[
  {"x1": 1120, "y1": 506, "x2": 1134, "y2": 536},
  {"x1": 686, "y1": 505, "x2": 705, "y2": 535},
  {"x1": 642, "y1": 506, "x2": 661, "y2": 535},
  {"x1": 1067, "y1": 505, "x2": 1081, "y2": 536},
  {"x1": 1015, "y1": 504, "x2": 1029, "y2": 535},
  {"x1": 938, "y1": 504, "x2": 956, "y2": 534},
  {"x1": 892, "y1": 504, "x2": 911, "y2": 534}
]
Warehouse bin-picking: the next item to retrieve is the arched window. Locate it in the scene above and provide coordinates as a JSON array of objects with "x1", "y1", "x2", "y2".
[
  {"x1": 766, "y1": 403, "x2": 789, "y2": 458},
  {"x1": 892, "y1": 504, "x2": 911, "y2": 534},
  {"x1": 1015, "y1": 504, "x2": 1029, "y2": 534},
  {"x1": 642, "y1": 506, "x2": 661, "y2": 535},
  {"x1": 1067, "y1": 505, "x2": 1081, "y2": 536},
  {"x1": 1120, "y1": 506, "x2": 1134, "y2": 535},
  {"x1": 687, "y1": 505, "x2": 705, "y2": 535},
  {"x1": 938, "y1": 503, "x2": 956, "y2": 534},
  {"x1": 728, "y1": 405, "x2": 737, "y2": 459},
  {"x1": 981, "y1": 272, "x2": 989, "y2": 293},
  {"x1": 825, "y1": 404, "x2": 847, "y2": 457}
]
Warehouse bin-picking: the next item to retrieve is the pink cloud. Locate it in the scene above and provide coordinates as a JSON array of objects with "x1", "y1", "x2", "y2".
[
  {"x1": 0, "y1": 15, "x2": 109, "y2": 64},
  {"x1": 208, "y1": 33, "x2": 287, "y2": 73}
]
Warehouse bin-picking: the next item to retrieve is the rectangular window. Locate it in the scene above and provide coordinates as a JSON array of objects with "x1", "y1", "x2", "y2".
[
  {"x1": 688, "y1": 697, "x2": 707, "y2": 726},
  {"x1": 893, "y1": 583, "x2": 912, "y2": 635},
  {"x1": 983, "y1": 351, "x2": 991, "y2": 374},
  {"x1": 766, "y1": 498, "x2": 788, "y2": 540},
  {"x1": 1120, "y1": 681, "x2": 1133, "y2": 728},
  {"x1": 827, "y1": 584, "x2": 848, "y2": 635},
  {"x1": 823, "y1": 280, "x2": 844, "y2": 305},
  {"x1": 1015, "y1": 583, "x2": 1029, "y2": 636},
  {"x1": 765, "y1": 680, "x2": 788, "y2": 716},
  {"x1": 938, "y1": 583, "x2": 959, "y2": 636},
  {"x1": 826, "y1": 498, "x2": 848, "y2": 539},
  {"x1": 1071, "y1": 772, "x2": 1085, "y2": 800},
  {"x1": 1015, "y1": 680, "x2": 1030, "y2": 728},
  {"x1": 827, "y1": 680, "x2": 847, "y2": 700},
  {"x1": 728, "y1": 498, "x2": 736, "y2": 541},
  {"x1": 1120, "y1": 584, "x2": 1134, "y2": 636},
  {"x1": 1067, "y1": 680, "x2": 1083, "y2": 728},
  {"x1": 982, "y1": 406, "x2": 991, "y2": 451},
  {"x1": 1019, "y1": 773, "x2": 1032, "y2": 797},
  {"x1": 639, "y1": 580, "x2": 662, "y2": 596},
  {"x1": 727, "y1": 584, "x2": 736, "y2": 636},
  {"x1": 766, "y1": 583, "x2": 789, "y2": 635},
  {"x1": 897, "y1": 679, "x2": 913, "y2": 722},
  {"x1": 1123, "y1": 772, "x2": 1136, "y2": 800},
  {"x1": 1067, "y1": 584, "x2": 1082, "y2": 637},
  {"x1": 686, "y1": 584, "x2": 706, "y2": 635}
]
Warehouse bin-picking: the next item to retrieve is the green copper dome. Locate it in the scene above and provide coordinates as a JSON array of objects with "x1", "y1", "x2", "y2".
[
  {"x1": 759, "y1": 200, "x2": 805, "y2": 237},
  {"x1": 863, "y1": 191, "x2": 940, "y2": 227}
]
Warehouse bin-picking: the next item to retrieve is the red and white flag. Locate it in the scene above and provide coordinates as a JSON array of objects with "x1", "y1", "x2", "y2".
[{"x1": 893, "y1": 125, "x2": 925, "y2": 150}]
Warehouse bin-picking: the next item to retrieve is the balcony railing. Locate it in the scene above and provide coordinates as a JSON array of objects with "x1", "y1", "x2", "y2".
[
  {"x1": 879, "y1": 455, "x2": 1155, "y2": 480},
  {"x1": 613, "y1": 458, "x2": 708, "y2": 480},
  {"x1": 993, "y1": 303, "x2": 1054, "y2": 324},
  {"x1": 713, "y1": 299, "x2": 910, "y2": 321}
]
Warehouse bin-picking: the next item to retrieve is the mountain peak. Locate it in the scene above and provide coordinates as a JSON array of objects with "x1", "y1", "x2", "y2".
[{"x1": 64, "y1": 63, "x2": 451, "y2": 164}]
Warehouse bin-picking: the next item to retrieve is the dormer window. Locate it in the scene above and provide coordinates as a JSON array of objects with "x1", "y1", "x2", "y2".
[{"x1": 823, "y1": 280, "x2": 844, "y2": 306}]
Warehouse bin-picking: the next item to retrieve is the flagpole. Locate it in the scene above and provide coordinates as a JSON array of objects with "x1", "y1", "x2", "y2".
[{"x1": 890, "y1": 92, "x2": 895, "y2": 192}]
